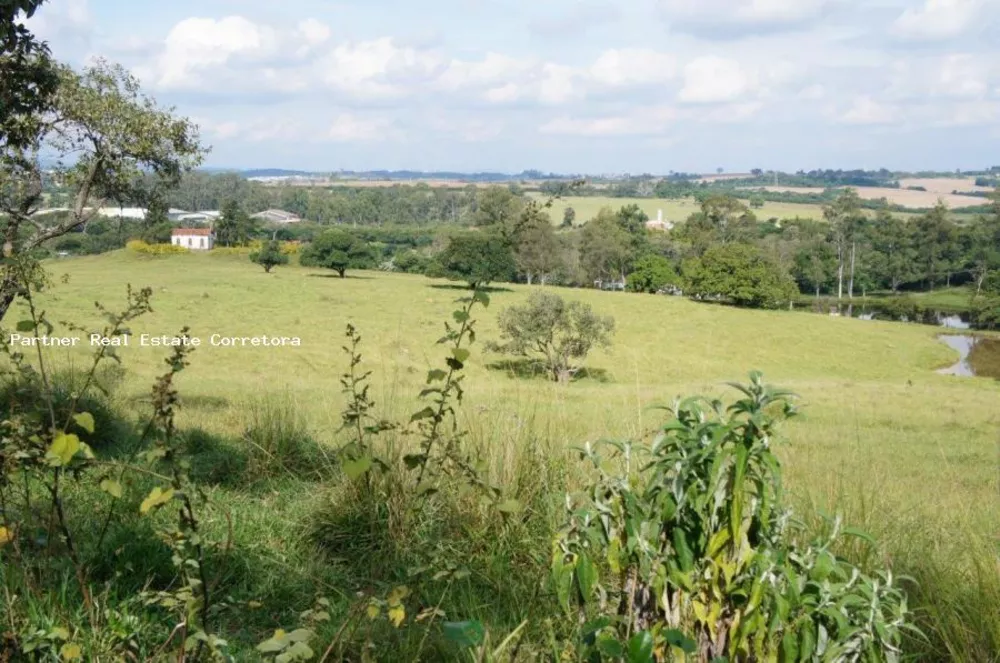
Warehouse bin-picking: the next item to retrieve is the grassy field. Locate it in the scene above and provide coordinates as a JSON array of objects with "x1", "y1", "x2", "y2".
[{"x1": 15, "y1": 250, "x2": 1000, "y2": 659}]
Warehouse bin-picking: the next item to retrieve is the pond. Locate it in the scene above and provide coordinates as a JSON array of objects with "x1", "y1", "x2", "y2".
[{"x1": 937, "y1": 335, "x2": 1000, "y2": 378}]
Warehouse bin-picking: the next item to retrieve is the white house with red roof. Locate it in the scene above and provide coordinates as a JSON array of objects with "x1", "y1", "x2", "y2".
[{"x1": 171, "y1": 228, "x2": 215, "y2": 250}]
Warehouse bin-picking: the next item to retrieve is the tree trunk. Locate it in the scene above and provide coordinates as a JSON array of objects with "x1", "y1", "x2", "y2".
[
  {"x1": 837, "y1": 244, "x2": 844, "y2": 300},
  {"x1": 848, "y1": 241, "x2": 856, "y2": 300},
  {"x1": 337, "y1": 269, "x2": 346, "y2": 278},
  {"x1": 526, "y1": 273, "x2": 533, "y2": 285}
]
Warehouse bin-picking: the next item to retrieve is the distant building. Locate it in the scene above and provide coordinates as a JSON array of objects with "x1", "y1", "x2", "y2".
[
  {"x1": 171, "y1": 228, "x2": 214, "y2": 250},
  {"x1": 251, "y1": 209, "x2": 301, "y2": 224},
  {"x1": 98, "y1": 207, "x2": 147, "y2": 220},
  {"x1": 645, "y1": 209, "x2": 674, "y2": 232},
  {"x1": 173, "y1": 211, "x2": 220, "y2": 224}
]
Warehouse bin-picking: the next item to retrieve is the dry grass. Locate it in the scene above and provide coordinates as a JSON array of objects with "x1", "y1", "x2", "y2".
[{"x1": 899, "y1": 177, "x2": 995, "y2": 194}]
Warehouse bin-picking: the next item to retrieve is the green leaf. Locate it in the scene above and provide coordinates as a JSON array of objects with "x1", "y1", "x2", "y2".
[
  {"x1": 72, "y1": 412, "x2": 95, "y2": 434},
  {"x1": 452, "y1": 310, "x2": 470, "y2": 323},
  {"x1": 665, "y1": 629, "x2": 697, "y2": 654},
  {"x1": 342, "y1": 456, "x2": 372, "y2": 480},
  {"x1": 403, "y1": 453, "x2": 427, "y2": 469},
  {"x1": 496, "y1": 499, "x2": 523, "y2": 514},
  {"x1": 443, "y1": 621, "x2": 485, "y2": 648},
  {"x1": 626, "y1": 631, "x2": 654, "y2": 663},
  {"x1": 139, "y1": 487, "x2": 175, "y2": 514},
  {"x1": 576, "y1": 551, "x2": 598, "y2": 602},
  {"x1": 597, "y1": 636, "x2": 624, "y2": 657},
  {"x1": 47, "y1": 433, "x2": 81, "y2": 466},
  {"x1": 472, "y1": 290, "x2": 490, "y2": 307},
  {"x1": 780, "y1": 628, "x2": 799, "y2": 662},
  {"x1": 426, "y1": 369, "x2": 447, "y2": 383},
  {"x1": 286, "y1": 629, "x2": 314, "y2": 643},
  {"x1": 410, "y1": 407, "x2": 436, "y2": 422},
  {"x1": 16, "y1": 319, "x2": 35, "y2": 332},
  {"x1": 452, "y1": 348, "x2": 470, "y2": 363},
  {"x1": 99, "y1": 478, "x2": 123, "y2": 499}
]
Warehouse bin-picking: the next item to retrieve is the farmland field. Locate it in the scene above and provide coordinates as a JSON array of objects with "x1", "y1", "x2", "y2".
[
  {"x1": 744, "y1": 185, "x2": 986, "y2": 210},
  {"x1": 16, "y1": 251, "x2": 1000, "y2": 658},
  {"x1": 528, "y1": 193, "x2": 830, "y2": 224}
]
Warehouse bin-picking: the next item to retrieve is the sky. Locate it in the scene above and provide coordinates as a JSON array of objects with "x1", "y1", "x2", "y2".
[{"x1": 23, "y1": 0, "x2": 1000, "y2": 174}]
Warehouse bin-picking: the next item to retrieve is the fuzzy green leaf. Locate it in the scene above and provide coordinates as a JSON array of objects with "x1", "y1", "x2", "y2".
[{"x1": 72, "y1": 412, "x2": 95, "y2": 434}]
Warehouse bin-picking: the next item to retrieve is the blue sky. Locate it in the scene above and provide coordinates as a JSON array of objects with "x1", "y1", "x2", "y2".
[{"x1": 25, "y1": 0, "x2": 1000, "y2": 173}]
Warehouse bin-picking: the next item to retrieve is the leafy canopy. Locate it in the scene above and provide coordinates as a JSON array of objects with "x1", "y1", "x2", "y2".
[
  {"x1": 433, "y1": 233, "x2": 516, "y2": 288},
  {"x1": 299, "y1": 229, "x2": 374, "y2": 277},
  {"x1": 250, "y1": 240, "x2": 289, "y2": 273},
  {"x1": 686, "y1": 243, "x2": 797, "y2": 309}
]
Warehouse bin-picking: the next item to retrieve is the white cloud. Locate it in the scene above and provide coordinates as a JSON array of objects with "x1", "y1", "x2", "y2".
[
  {"x1": 298, "y1": 18, "x2": 331, "y2": 46},
  {"x1": 660, "y1": 0, "x2": 831, "y2": 37},
  {"x1": 887, "y1": 53, "x2": 993, "y2": 101},
  {"x1": 679, "y1": 57, "x2": 758, "y2": 103},
  {"x1": 589, "y1": 49, "x2": 678, "y2": 86},
  {"x1": 327, "y1": 113, "x2": 396, "y2": 142},
  {"x1": 540, "y1": 107, "x2": 678, "y2": 136},
  {"x1": 839, "y1": 96, "x2": 898, "y2": 125},
  {"x1": 137, "y1": 16, "x2": 282, "y2": 90},
  {"x1": 25, "y1": 0, "x2": 91, "y2": 49},
  {"x1": 485, "y1": 83, "x2": 521, "y2": 103},
  {"x1": 320, "y1": 38, "x2": 443, "y2": 98},
  {"x1": 436, "y1": 53, "x2": 534, "y2": 91},
  {"x1": 890, "y1": 0, "x2": 984, "y2": 42}
]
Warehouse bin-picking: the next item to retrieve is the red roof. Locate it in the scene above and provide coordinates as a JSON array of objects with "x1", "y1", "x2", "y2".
[{"x1": 172, "y1": 228, "x2": 213, "y2": 236}]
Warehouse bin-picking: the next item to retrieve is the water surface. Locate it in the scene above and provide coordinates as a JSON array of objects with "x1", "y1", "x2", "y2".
[{"x1": 937, "y1": 335, "x2": 1000, "y2": 378}]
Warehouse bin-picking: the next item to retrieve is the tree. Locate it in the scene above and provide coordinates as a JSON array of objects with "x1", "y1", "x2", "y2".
[
  {"x1": 486, "y1": 291, "x2": 615, "y2": 383},
  {"x1": 140, "y1": 194, "x2": 173, "y2": 244},
  {"x1": 912, "y1": 201, "x2": 957, "y2": 290},
  {"x1": 471, "y1": 185, "x2": 524, "y2": 233},
  {"x1": 822, "y1": 189, "x2": 865, "y2": 300},
  {"x1": 215, "y1": 199, "x2": 255, "y2": 247},
  {"x1": 299, "y1": 229, "x2": 375, "y2": 278},
  {"x1": 686, "y1": 243, "x2": 797, "y2": 309},
  {"x1": 673, "y1": 195, "x2": 757, "y2": 256},
  {"x1": 515, "y1": 210, "x2": 561, "y2": 285},
  {"x1": 433, "y1": 233, "x2": 516, "y2": 288},
  {"x1": 562, "y1": 206, "x2": 576, "y2": 228},
  {"x1": 1, "y1": 0, "x2": 59, "y2": 151},
  {"x1": 792, "y1": 241, "x2": 837, "y2": 298},
  {"x1": 0, "y1": 59, "x2": 203, "y2": 320},
  {"x1": 250, "y1": 240, "x2": 288, "y2": 273},
  {"x1": 579, "y1": 209, "x2": 633, "y2": 283},
  {"x1": 626, "y1": 255, "x2": 680, "y2": 294},
  {"x1": 867, "y1": 209, "x2": 916, "y2": 292}
]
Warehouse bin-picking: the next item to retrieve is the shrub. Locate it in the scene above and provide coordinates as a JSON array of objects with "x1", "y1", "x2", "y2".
[
  {"x1": 392, "y1": 249, "x2": 430, "y2": 274},
  {"x1": 249, "y1": 240, "x2": 289, "y2": 273},
  {"x1": 626, "y1": 254, "x2": 681, "y2": 294},
  {"x1": 686, "y1": 243, "x2": 797, "y2": 309},
  {"x1": 125, "y1": 239, "x2": 188, "y2": 255},
  {"x1": 553, "y1": 373, "x2": 910, "y2": 660},
  {"x1": 982, "y1": 270, "x2": 1000, "y2": 295},
  {"x1": 487, "y1": 291, "x2": 614, "y2": 382}
]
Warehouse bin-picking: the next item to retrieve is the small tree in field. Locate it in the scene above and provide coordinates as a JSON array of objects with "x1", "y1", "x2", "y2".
[
  {"x1": 300, "y1": 229, "x2": 374, "y2": 277},
  {"x1": 250, "y1": 240, "x2": 288, "y2": 273},
  {"x1": 487, "y1": 291, "x2": 614, "y2": 383}
]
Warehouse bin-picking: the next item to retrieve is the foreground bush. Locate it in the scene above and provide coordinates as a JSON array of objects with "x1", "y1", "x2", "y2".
[
  {"x1": 554, "y1": 372, "x2": 910, "y2": 660},
  {"x1": 125, "y1": 239, "x2": 188, "y2": 255}
]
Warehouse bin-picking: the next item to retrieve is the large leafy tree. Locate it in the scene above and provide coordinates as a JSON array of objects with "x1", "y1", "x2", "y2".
[
  {"x1": 432, "y1": 233, "x2": 516, "y2": 288},
  {"x1": 299, "y1": 229, "x2": 375, "y2": 277},
  {"x1": 514, "y1": 208, "x2": 561, "y2": 285},
  {"x1": 0, "y1": 58, "x2": 204, "y2": 320},
  {"x1": 912, "y1": 201, "x2": 958, "y2": 289},
  {"x1": 626, "y1": 255, "x2": 680, "y2": 294},
  {"x1": 866, "y1": 209, "x2": 917, "y2": 292},
  {"x1": 686, "y1": 243, "x2": 797, "y2": 309},
  {"x1": 579, "y1": 209, "x2": 633, "y2": 283}
]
